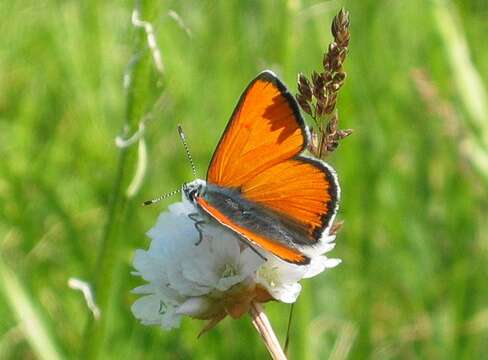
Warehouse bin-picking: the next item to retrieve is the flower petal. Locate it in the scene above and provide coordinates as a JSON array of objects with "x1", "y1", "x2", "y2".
[
  {"x1": 239, "y1": 248, "x2": 265, "y2": 277},
  {"x1": 176, "y1": 297, "x2": 212, "y2": 317},
  {"x1": 131, "y1": 294, "x2": 182, "y2": 329},
  {"x1": 302, "y1": 256, "x2": 342, "y2": 279},
  {"x1": 268, "y1": 282, "x2": 302, "y2": 303},
  {"x1": 209, "y1": 228, "x2": 241, "y2": 262}
]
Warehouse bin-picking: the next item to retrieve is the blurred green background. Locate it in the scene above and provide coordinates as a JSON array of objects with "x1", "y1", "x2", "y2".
[{"x1": 1, "y1": 0, "x2": 488, "y2": 359}]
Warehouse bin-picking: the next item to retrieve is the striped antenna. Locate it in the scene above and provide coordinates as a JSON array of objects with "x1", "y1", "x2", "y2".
[
  {"x1": 177, "y1": 125, "x2": 197, "y2": 178},
  {"x1": 142, "y1": 188, "x2": 181, "y2": 206},
  {"x1": 143, "y1": 127, "x2": 195, "y2": 207}
]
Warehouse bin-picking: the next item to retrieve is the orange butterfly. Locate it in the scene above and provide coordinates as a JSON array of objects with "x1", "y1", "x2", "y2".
[{"x1": 183, "y1": 70, "x2": 340, "y2": 265}]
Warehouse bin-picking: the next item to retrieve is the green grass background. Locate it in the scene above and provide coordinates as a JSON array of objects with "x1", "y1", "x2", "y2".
[{"x1": 1, "y1": 0, "x2": 488, "y2": 359}]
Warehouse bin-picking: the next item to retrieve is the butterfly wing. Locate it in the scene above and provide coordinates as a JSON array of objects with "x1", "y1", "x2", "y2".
[
  {"x1": 241, "y1": 156, "x2": 339, "y2": 243},
  {"x1": 207, "y1": 71, "x2": 307, "y2": 187},
  {"x1": 205, "y1": 70, "x2": 339, "y2": 264}
]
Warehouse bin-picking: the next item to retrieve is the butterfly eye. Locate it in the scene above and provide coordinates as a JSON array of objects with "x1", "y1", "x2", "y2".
[{"x1": 186, "y1": 186, "x2": 199, "y2": 201}]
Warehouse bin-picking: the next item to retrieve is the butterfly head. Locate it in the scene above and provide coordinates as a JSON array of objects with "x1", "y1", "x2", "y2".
[{"x1": 183, "y1": 179, "x2": 206, "y2": 202}]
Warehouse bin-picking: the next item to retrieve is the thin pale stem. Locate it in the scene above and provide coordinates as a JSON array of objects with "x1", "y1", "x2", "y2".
[
  {"x1": 249, "y1": 302, "x2": 287, "y2": 360},
  {"x1": 284, "y1": 303, "x2": 294, "y2": 355}
]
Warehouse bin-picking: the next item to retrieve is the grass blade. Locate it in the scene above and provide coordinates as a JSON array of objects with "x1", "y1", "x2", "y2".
[{"x1": 0, "y1": 257, "x2": 63, "y2": 360}]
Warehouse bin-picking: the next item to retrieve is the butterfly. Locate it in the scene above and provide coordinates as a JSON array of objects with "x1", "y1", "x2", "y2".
[{"x1": 183, "y1": 70, "x2": 340, "y2": 265}]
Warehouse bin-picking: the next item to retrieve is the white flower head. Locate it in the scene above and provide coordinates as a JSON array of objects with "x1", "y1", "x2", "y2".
[
  {"x1": 132, "y1": 199, "x2": 264, "y2": 328},
  {"x1": 131, "y1": 198, "x2": 340, "y2": 330}
]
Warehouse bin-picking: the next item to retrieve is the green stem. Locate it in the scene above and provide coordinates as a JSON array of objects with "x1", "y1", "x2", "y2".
[
  {"x1": 79, "y1": 25, "x2": 144, "y2": 360},
  {"x1": 79, "y1": 98, "x2": 132, "y2": 360}
]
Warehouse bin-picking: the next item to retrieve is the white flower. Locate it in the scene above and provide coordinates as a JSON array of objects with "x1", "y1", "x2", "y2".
[
  {"x1": 131, "y1": 198, "x2": 341, "y2": 329},
  {"x1": 131, "y1": 199, "x2": 264, "y2": 329},
  {"x1": 180, "y1": 228, "x2": 263, "y2": 293}
]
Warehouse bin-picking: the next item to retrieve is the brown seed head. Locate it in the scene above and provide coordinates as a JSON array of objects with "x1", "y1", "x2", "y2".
[
  {"x1": 294, "y1": 8, "x2": 352, "y2": 158},
  {"x1": 296, "y1": 93, "x2": 312, "y2": 115},
  {"x1": 298, "y1": 73, "x2": 313, "y2": 101},
  {"x1": 332, "y1": 8, "x2": 350, "y2": 47}
]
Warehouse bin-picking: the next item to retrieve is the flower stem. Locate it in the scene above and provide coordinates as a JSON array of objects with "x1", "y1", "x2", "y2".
[
  {"x1": 249, "y1": 302, "x2": 287, "y2": 360},
  {"x1": 80, "y1": 1, "x2": 160, "y2": 357}
]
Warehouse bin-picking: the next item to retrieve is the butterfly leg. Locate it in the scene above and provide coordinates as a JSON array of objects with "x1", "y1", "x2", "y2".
[
  {"x1": 188, "y1": 212, "x2": 205, "y2": 245},
  {"x1": 187, "y1": 213, "x2": 266, "y2": 262},
  {"x1": 237, "y1": 236, "x2": 268, "y2": 262}
]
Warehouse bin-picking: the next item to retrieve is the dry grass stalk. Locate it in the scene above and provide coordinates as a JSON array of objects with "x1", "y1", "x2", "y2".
[
  {"x1": 249, "y1": 302, "x2": 287, "y2": 360},
  {"x1": 296, "y1": 8, "x2": 353, "y2": 158}
]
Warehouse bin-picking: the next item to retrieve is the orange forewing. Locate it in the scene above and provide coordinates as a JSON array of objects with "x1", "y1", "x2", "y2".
[
  {"x1": 207, "y1": 73, "x2": 306, "y2": 187},
  {"x1": 196, "y1": 197, "x2": 309, "y2": 264}
]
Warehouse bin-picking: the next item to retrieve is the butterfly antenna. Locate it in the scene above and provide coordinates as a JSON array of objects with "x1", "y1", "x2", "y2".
[
  {"x1": 142, "y1": 188, "x2": 181, "y2": 206},
  {"x1": 177, "y1": 125, "x2": 197, "y2": 178}
]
